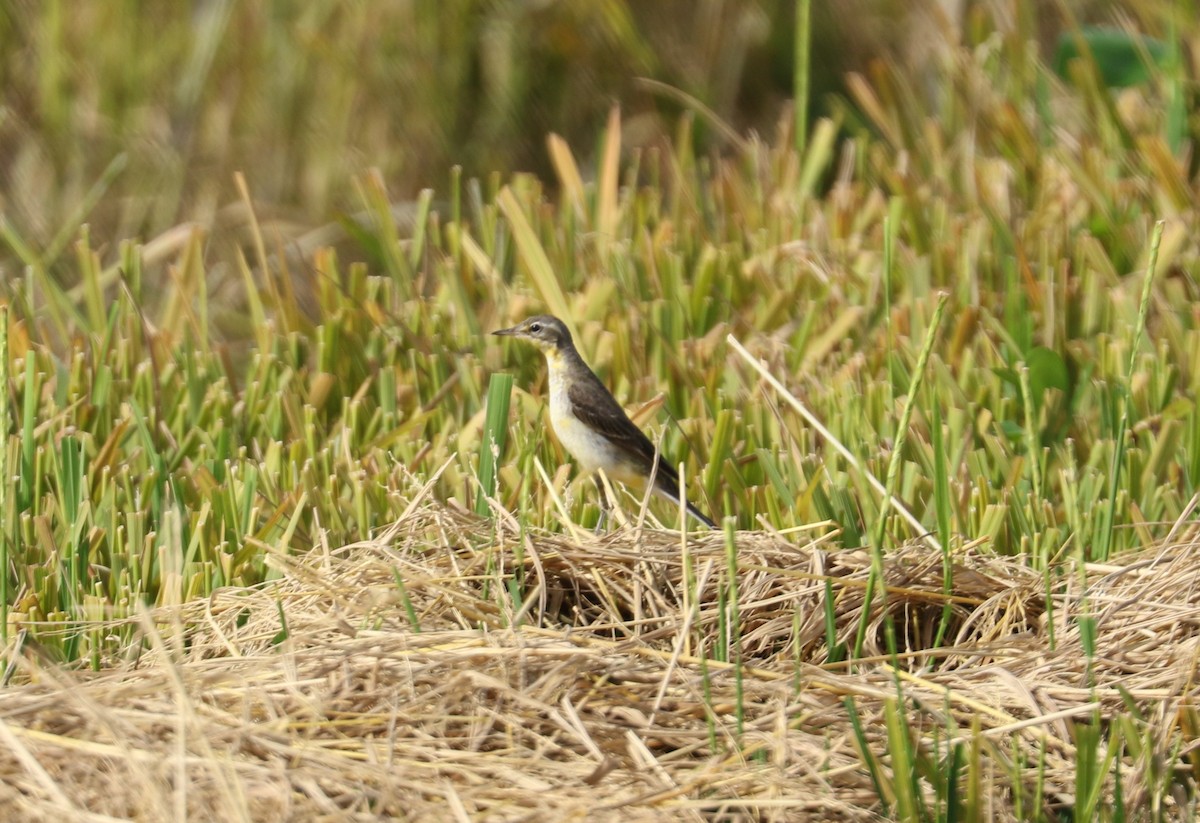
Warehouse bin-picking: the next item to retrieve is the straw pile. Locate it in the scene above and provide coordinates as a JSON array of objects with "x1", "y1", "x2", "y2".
[{"x1": 1, "y1": 501, "x2": 1198, "y2": 821}]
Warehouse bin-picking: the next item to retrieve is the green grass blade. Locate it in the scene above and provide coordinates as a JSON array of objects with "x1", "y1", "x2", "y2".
[
  {"x1": 883, "y1": 697, "x2": 918, "y2": 822},
  {"x1": 854, "y1": 292, "x2": 948, "y2": 658},
  {"x1": 931, "y1": 401, "x2": 954, "y2": 647},
  {"x1": 392, "y1": 568, "x2": 422, "y2": 632},
  {"x1": 845, "y1": 696, "x2": 889, "y2": 818},
  {"x1": 793, "y1": 0, "x2": 811, "y2": 156},
  {"x1": 822, "y1": 577, "x2": 844, "y2": 664},
  {"x1": 19, "y1": 352, "x2": 37, "y2": 512},
  {"x1": 477, "y1": 373, "x2": 513, "y2": 517},
  {"x1": 1098, "y1": 219, "x2": 1164, "y2": 561},
  {"x1": 724, "y1": 517, "x2": 744, "y2": 738},
  {"x1": 0, "y1": 305, "x2": 6, "y2": 646}
]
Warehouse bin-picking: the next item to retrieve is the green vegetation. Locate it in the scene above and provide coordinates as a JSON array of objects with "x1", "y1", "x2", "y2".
[{"x1": 1, "y1": 1, "x2": 1199, "y2": 819}]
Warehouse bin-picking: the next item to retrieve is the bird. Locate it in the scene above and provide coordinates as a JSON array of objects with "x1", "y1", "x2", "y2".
[{"x1": 493, "y1": 314, "x2": 716, "y2": 529}]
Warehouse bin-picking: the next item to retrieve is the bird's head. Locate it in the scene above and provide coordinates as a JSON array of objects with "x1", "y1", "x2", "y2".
[{"x1": 492, "y1": 315, "x2": 572, "y2": 354}]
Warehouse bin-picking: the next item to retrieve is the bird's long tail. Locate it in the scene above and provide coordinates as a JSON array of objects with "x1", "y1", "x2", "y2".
[{"x1": 651, "y1": 471, "x2": 717, "y2": 529}]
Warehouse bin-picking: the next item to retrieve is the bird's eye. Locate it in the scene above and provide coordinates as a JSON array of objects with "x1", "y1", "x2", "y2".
[{"x1": 529, "y1": 323, "x2": 542, "y2": 333}]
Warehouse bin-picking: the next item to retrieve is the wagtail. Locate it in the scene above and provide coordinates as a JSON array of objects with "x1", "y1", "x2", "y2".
[{"x1": 493, "y1": 315, "x2": 715, "y2": 529}]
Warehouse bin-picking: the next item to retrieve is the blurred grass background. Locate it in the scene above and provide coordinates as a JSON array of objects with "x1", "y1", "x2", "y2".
[
  {"x1": 0, "y1": 0, "x2": 1128, "y2": 274},
  {"x1": 3, "y1": 0, "x2": 797, "y2": 254}
]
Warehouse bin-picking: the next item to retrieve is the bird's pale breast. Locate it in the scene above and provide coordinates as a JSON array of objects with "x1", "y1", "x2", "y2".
[{"x1": 545, "y1": 353, "x2": 642, "y2": 484}]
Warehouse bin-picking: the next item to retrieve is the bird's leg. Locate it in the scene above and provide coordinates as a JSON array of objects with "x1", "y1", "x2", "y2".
[{"x1": 593, "y1": 474, "x2": 612, "y2": 533}]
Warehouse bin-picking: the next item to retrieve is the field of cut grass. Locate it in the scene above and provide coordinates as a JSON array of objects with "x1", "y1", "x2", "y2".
[{"x1": 2, "y1": 2, "x2": 1200, "y2": 820}]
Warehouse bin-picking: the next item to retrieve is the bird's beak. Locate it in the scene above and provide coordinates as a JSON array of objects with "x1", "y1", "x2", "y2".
[{"x1": 492, "y1": 326, "x2": 518, "y2": 337}]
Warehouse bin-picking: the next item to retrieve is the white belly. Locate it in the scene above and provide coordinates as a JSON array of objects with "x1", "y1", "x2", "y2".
[{"x1": 548, "y1": 366, "x2": 630, "y2": 477}]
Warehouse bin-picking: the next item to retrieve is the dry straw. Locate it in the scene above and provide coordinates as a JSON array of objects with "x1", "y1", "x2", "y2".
[{"x1": 1, "y1": 501, "x2": 1198, "y2": 820}]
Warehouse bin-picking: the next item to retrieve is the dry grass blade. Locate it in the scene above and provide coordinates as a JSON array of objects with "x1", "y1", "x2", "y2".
[{"x1": 2, "y1": 503, "x2": 1197, "y2": 819}]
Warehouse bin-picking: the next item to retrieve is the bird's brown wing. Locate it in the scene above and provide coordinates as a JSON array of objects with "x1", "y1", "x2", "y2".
[
  {"x1": 566, "y1": 376, "x2": 681, "y2": 487},
  {"x1": 567, "y1": 370, "x2": 714, "y2": 527}
]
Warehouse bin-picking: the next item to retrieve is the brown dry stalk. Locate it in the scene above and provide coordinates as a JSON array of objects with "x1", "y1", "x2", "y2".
[{"x1": 1, "y1": 503, "x2": 1198, "y2": 820}]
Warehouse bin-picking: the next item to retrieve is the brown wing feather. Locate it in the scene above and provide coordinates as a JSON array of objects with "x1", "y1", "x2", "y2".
[
  {"x1": 566, "y1": 364, "x2": 714, "y2": 527},
  {"x1": 566, "y1": 374, "x2": 681, "y2": 486}
]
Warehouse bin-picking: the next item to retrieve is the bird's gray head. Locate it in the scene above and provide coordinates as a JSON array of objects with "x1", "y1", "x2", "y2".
[{"x1": 492, "y1": 315, "x2": 572, "y2": 353}]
